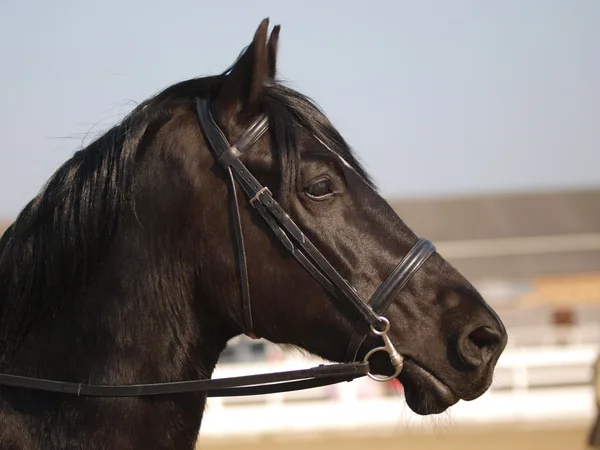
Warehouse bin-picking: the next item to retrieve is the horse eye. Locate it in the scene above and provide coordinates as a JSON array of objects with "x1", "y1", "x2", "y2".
[{"x1": 305, "y1": 179, "x2": 333, "y2": 199}]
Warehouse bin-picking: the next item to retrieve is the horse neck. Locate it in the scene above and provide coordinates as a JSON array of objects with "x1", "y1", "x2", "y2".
[
  {"x1": 0, "y1": 196, "x2": 237, "y2": 446},
  {"x1": 3, "y1": 219, "x2": 230, "y2": 390}
]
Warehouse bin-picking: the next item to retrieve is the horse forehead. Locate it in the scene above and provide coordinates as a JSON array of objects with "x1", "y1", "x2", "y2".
[
  {"x1": 309, "y1": 135, "x2": 374, "y2": 190},
  {"x1": 304, "y1": 135, "x2": 351, "y2": 169}
]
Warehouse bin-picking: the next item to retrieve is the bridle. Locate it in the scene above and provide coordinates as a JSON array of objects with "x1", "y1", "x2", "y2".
[
  {"x1": 0, "y1": 98, "x2": 435, "y2": 398},
  {"x1": 196, "y1": 97, "x2": 435, "y2": 375}
]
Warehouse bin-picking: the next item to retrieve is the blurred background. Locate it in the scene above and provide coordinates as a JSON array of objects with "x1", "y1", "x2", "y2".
[{"x1": 1, "y1": 1, "x2": 599, "y2": 449}]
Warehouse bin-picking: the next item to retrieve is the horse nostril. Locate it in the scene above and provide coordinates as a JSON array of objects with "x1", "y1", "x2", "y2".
[
  {"x1": 468, "y1": 326, "x2": 502, "y2": 349},
  {"x1": 456, "y1": 325, "x2": 504, "y2": 369}
]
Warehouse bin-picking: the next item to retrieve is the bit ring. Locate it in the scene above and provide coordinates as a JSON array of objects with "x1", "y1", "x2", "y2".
[{"x1": 364, "y1": 316, "x2": 404, "y2": 382}]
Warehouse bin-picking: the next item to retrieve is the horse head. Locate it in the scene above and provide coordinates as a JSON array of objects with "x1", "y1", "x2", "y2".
[
  {"x1": 192, "y1": 19, "x2": 507, "y2": 415},
  {"x1": 0, "y1": 18, "x2": 507, "y2": 449}
]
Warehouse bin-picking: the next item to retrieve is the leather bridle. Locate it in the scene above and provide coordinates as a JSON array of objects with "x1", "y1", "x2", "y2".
[{"x1": 0, "y1": 98, "x2": 435, "y2": 398}]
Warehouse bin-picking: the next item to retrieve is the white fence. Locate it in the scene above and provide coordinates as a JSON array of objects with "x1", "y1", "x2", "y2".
[{"x1": 200, "y1": 336, "x2": 599, "y2": 438}]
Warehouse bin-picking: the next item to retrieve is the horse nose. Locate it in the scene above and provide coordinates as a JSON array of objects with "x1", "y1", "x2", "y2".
[{"x1": 456, "y1": 319, "x2": 507, "y2": 369}]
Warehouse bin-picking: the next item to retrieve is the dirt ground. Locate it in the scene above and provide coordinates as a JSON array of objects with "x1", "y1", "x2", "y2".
[{"x1": 197, "y1": 422, "x2": 593, "y2": 450}]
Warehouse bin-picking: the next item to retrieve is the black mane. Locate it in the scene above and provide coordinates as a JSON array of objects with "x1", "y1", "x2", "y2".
[
  {"x1": 0, "y1": 72, "x2": 374, "y2": 356},
  {"x1": 0, "y1": 106, "x2": 146, "y2": 354}
]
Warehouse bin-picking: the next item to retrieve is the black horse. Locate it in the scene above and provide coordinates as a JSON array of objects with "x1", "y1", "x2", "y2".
[{"x1": 0, "y1": 19, "x2": 507, "y2": 449}]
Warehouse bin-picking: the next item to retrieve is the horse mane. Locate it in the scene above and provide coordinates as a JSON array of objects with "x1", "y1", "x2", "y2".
[
  {"x1": 0, "y1": 102, "x2": 147, "y2": 351},
  {"x1": 0, "y1": 68, "x2": 374, "y2": 354}
]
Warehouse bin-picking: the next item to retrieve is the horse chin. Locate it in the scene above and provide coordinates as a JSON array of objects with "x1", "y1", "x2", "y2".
[{"x1": 398, "y1": 359, "x2": 460, "y2": 415}]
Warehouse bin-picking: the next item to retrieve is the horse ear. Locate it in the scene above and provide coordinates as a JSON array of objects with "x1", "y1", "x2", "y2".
[
  {"x1": 267, "y1": 25, "x2": 281, "y2": 79},
  {"x1": 213, "y1": 18, "x2": 271, "y2": 121}
]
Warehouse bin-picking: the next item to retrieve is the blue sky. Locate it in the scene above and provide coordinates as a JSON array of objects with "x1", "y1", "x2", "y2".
[{"x1": 1, "y1": 0, "x2": 599, "y2": 217}]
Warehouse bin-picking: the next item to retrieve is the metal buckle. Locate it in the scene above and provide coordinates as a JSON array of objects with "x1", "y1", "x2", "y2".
[
  {"x1": 250, "y1": 187, "x2": 272, "y2": 206},
  {"x1": 363, "y1": 316, "x2": 404, "y2": 382}
]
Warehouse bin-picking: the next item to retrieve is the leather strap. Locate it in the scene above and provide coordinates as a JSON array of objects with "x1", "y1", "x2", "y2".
[
  {"x1": 344, "y1": 238, "x2": 436, "y2": 362},
  {"x1": 370, "y1": 238, "x2": 436, "y2": 313},
  {"x1": 195, "y1": 98, "x2": 383, "y2": 328},
  {"x1": 0, "y1": 362, "x2": 368, "y2": 397},
  {"x1": 227, "y1": 166, "x2": 254, "y2": 336}
]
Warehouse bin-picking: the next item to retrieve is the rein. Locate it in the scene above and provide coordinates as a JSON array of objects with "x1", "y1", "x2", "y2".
[
  {"x1": 0, "y1": 98, "x2": 435, "y2": 398},
  {"x1": 0, "y1": 363, "x2": 369, "y2": 397}
]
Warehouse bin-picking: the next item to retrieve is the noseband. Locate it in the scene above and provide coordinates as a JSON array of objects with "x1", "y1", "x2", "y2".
[{"x1": 0, "y1": 98, "x2": 435, "y2": 398}]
